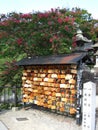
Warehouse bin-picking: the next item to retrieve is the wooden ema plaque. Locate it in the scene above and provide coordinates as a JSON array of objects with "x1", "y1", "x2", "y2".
[{"x1": 22, "y1": 65, "x2": 77, "y2": 115}]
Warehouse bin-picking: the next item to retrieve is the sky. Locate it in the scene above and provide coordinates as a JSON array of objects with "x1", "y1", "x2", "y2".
[{"x1": 0, "y1": 0, "x2": 98, "y2": 19}]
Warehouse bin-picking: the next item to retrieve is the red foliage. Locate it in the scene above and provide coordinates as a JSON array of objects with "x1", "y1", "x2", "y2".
[
  {"x1": 20, "y1": 13, "x2": 32, "y2": 19},
  {"x1": 16, "y1": 38, "x2": 23, "y2": 45},
  {"x1": 57, "y1": 18, "x2": 63, "y2": 24}
]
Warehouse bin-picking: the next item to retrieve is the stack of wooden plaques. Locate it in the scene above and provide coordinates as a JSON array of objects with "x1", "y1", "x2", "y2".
[{"x1": 22, "y1": 65, "x2": 77, "y2": 115}]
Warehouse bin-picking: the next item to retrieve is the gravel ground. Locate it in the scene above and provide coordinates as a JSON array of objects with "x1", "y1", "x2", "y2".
[
  {"x1": 0, "y1": 108, "x2": 81, "y2": 130},
  {"x1": 0, "y1": 108, "x2": 98, "y2": 130}
]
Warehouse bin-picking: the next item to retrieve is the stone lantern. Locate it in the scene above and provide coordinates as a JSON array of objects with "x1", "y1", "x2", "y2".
[
  {"x1": 92, "y1": 42, "x2": 98, "y2": 64},
  {"x1": 92, "y1": 42, "x2": 98, "y2": 76},
  {"x1": 74, "y1": 29, "x2": 92, "y2": 52},
  {"x1": 92, "y1": 42, "x2": 98, "y2": 51},
  {"x1": 94, "y1": 50, "x2": 98, "y2": 67}
]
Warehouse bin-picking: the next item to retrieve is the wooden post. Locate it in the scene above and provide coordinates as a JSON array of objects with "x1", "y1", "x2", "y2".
[
  {"x1": 12, "y1": 86, "x2": 18, "y2": 111},
  {"x1": 14, "y1": 86, "x2": 17, "y2": 107}
]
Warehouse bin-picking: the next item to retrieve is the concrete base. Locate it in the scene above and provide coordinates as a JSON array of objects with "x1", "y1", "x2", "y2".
[{"x1": 12, "y1": 107, "x2": 18, "y2": 111}]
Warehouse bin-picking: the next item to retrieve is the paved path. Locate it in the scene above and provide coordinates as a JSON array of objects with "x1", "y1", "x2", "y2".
[
  {"x1": 0, "y1": 108, "x2": 98, "y2": 130},
  {"x1": 0, "y1": 121, "x2": 8, "y2": 130}
]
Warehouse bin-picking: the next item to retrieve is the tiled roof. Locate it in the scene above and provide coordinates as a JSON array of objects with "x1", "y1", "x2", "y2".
[{"x1": 17, "y1": 53, "x2": 87, "y2": 66}]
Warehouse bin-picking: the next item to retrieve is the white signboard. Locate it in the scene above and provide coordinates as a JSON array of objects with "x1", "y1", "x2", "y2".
[{"x1": 82, "y1": 82, "x2": 96, "y2": 130}]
